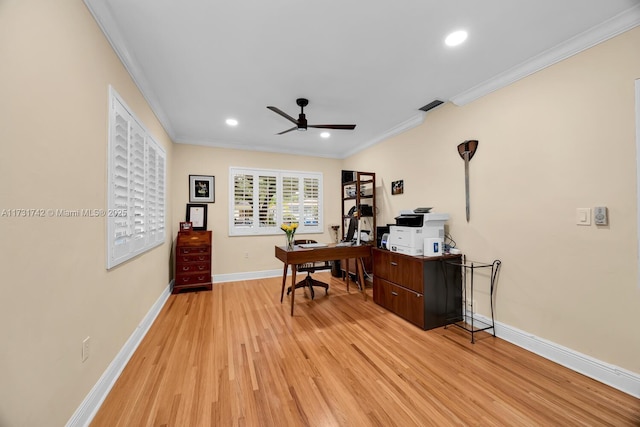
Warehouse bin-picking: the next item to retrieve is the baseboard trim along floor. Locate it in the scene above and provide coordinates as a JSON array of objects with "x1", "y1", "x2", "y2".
[{"x1": 469, "y1": 310, "x2": 639, "y2": 399}]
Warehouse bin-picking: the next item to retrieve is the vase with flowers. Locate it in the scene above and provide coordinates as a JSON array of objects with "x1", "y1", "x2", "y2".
[{"x1": 281, "y1": 222, "x2": 298, "y2": 250}]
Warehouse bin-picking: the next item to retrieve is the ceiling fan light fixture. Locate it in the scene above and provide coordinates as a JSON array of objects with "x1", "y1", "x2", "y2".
[
  {"x1": 445, "y1": 30, "x2": 468, "y2": 47},
  {"x1": 267, "y1": 98, "x2": 356, "y2": 135}
]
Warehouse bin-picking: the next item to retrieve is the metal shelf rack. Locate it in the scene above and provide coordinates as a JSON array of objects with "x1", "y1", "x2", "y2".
[{"x1": 445, "y1": 256, "x2": 501, "y2": 343}]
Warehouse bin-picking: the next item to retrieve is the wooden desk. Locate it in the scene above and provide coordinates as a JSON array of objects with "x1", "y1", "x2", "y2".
[{"x1": 275, "y1": 244, "x2": 372, "y2": 315}]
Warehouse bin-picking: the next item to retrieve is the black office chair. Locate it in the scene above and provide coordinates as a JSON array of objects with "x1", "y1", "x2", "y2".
[{"x1": 287, "y1": 239, "x2": 332, "y2": 299}]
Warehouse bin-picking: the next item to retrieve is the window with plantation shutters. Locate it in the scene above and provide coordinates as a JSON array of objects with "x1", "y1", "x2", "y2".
[
  {"x1": 107, "y1": 87, "x2": 166, "y2": 269},
  {"x1": 229, "y1": 167, "x2": 323, "y2": 236}
]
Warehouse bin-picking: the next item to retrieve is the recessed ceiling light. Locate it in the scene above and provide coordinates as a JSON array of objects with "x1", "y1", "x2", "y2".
[
  {"x1": 320, "y1": 132, "x2": 330, "y2": 138},
  {"x1": 445, "y1": 30, "x2": 468, "y2": 47},
  {"x1": 225, "y1": 118, "x2": 238, "y2": 126}
]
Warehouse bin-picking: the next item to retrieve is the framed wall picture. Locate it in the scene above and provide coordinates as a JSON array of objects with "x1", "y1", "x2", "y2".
[
  {"x1": 391, "y1": 179, "x2": 404, "y2": 195},
  {"x1": 186, "y1": 204, "x2": 207, "y2": 230},
  {"x1": 189, "y1": 175, "x2": 215, "y2": 203}
]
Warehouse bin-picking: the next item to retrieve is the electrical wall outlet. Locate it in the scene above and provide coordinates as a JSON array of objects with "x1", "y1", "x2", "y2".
[{"x1": 82, "y1": 336, "x2": 90, "y2": 362}]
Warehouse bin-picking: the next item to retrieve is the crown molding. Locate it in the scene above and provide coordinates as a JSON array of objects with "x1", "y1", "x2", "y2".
[
  {"x1": 341, "y1": 112, "x2": 426, "y2": 159},
  {"x1": 83, "y1": 0, "x2": 177, "y2": 140},
  {"x1": 450, "y1": 4, "x2": 640, "y2": 106},
  {"x1": 174, "y1": 136, "x2": 344, "y2": 159}
]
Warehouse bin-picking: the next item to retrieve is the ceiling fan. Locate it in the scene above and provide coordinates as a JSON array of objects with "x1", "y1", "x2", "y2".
[{"x1": 267, "y1": 98, "x2": 356, "y2": 135}]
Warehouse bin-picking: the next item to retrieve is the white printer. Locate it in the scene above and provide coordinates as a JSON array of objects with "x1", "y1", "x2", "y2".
[{"x1": 388, "y1": 210, "x2": 449, "y2": 256}]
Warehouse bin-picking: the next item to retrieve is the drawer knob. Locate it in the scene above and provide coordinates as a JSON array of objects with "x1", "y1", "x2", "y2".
[
  {"x1": 390, "y1": 262, "x2": 398, "y2": 266},
  {"x1": 391, "y1": 291, "x2": 399, "y2": 296}
]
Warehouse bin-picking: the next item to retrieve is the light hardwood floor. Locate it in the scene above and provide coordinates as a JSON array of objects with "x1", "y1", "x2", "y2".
[{"x1": 91, "y1": 273, "x2": 639, "y2": 426}]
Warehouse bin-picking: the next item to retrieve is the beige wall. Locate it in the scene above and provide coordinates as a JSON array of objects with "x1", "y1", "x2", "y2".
[
  {"x1": 345, "y1": 27, "x2": 640, "y2": 373},
  {"x1": 171, "y1": 145, "x2": 343, "y2": 275},
  {"x1": 1, "y1": 1, "x2": 638, "y2": 425},
  {"x1": 0, "y1": 1, "x2": 174, "y2": 425}
]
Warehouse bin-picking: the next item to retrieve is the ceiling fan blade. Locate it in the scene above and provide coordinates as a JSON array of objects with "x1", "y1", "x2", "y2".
[
  {"x1": 277, "y1": 126, "x2": 298, "y2": 135},
  {"x1": 267, "y1": 106, "x2": 298, "y2": 125},
  {"x1": 308, "y1": 124, "x2": 356, "y2": 130}
]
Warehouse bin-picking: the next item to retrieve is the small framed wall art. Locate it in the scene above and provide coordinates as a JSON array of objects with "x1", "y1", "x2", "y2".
[
  {"x1": 189, "y1": 175, "x2": 215, "y2": 203},
  {"x1": 391, "y1": 179, "x2": 404, "y2": 195},
  {"x1": 186, "y1": 204, "x2": 207, "y2": 231},
  {"x1": 179, "y1": 221, "x2": 193, "y2": 231}
]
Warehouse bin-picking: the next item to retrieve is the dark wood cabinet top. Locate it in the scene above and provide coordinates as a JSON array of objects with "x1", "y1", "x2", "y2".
[{"x1": 177, "y1": 230, "x2": 212, "y2": 247}]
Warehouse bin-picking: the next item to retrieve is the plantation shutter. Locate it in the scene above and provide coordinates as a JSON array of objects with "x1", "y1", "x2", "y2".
[
  {"x1": 107, "y1": 87, "x2": 166, "y2": 269},
  {"x1": 229, "y1": 167, "x2": 323, "y2": 236},
  {"x1": 130, "y1": 121, "x2": 146, "y2": 251},
  {"x1": 303, "y1": 177, "x2": 320, "y2": 227},
  {"x1": 233, "y1": 173, "x2": 254, "y2": 229},
  {"x1": 155, "y1": 144, "x2": 166, "y2": 243},
  {"x1": 110, "y1": 100, "x2": 132, "y2": 260},
  {"x1": 282, "y1": 175, "x2": 300, "y2": 224},
  {"x1": 258, "y1": 175, "x2": 277, "y2": 228},
  {"x1": 146, "y1": 141, "x2": 158, "y2": 242}
]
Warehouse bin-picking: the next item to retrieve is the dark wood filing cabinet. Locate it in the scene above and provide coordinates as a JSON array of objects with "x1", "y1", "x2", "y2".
[
  {"x1": 372, "y1": 248, "x2": 462, "y2": 330},
  {"x1": 173, "y1": 230, "x2": 212, "y2": 294}
]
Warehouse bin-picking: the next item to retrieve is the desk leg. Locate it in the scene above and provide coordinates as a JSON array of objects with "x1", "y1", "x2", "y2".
[
  {"x1": 280, "y1": 263, "x2": 289, "y2": 303},
  {"x1": 290, "y1": 267, "x2": 297, "y2": 316},
  {"x1": 356, "y1": 258, "x2": 367, "y2": 301},
  {"x1": 345, "y1": 258, "x2": 350, "y2": 293}
]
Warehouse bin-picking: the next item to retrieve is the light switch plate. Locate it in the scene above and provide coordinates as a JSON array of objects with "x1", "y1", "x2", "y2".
[{"x1": 576, "y1": 208, "x2": 591, "y2": 226}]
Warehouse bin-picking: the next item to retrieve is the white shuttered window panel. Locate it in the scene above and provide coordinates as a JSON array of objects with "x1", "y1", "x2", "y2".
[
  {"x1": 107, "y1": 87, "x2": 166, "y2": 269},
  {"x1": 233, "y1": 173, "x2": 254, "y2": 230},
  {"x1": 303, "y1": 177, "x2": 320, "y2": 227},
  {"x1": 258, "y1": 175, "x2": 277, "y2": 228},
  {"x1": 229, "y1": 167, "x2": 323, "y2": 236}
]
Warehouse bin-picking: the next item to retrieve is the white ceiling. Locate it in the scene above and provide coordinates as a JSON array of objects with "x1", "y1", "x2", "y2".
[{"x1": 85, "y1": 0, "x2": 640, "y2": 159}]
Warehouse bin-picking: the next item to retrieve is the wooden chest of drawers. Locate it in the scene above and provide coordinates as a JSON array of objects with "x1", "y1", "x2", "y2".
[
  {"x1": 372, "y1": 248, "x2": 462, "y2": 330},
  {"x1": 174, "y1": 231, "x2": 212, "y2": 294}
]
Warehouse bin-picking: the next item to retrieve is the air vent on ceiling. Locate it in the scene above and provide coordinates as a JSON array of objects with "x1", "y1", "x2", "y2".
[{"x1": 419, "y1": 100, "x2": 444, "y2": 112}]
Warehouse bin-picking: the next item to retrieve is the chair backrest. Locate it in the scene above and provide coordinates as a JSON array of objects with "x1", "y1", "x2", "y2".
[
  {"x1": 294, "y1": 239, "x2": 316, "y2": 245},
  {"x1": 293, "y1": 240, "x2": 332, "y2": 273}
]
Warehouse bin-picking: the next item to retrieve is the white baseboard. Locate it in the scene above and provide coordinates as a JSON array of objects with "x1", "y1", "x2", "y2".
[
  {"x1": 469, "y1": 312, "x2": 640, "y2": 399},
  {"x1": 212, "y1": 268, "x2": 284, "y2": 283},
  {"x1": 66, "y1": 283, "x2": 172, "y2": 427}
]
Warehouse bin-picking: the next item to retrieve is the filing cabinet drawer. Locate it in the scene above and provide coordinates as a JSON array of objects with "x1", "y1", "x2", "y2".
[
  {"x1": 372, "y1": 249, "x2": 423, "y2": 293},
  {"x1": 373, "y1": 277, "x2": 424, "y2": 329}
]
